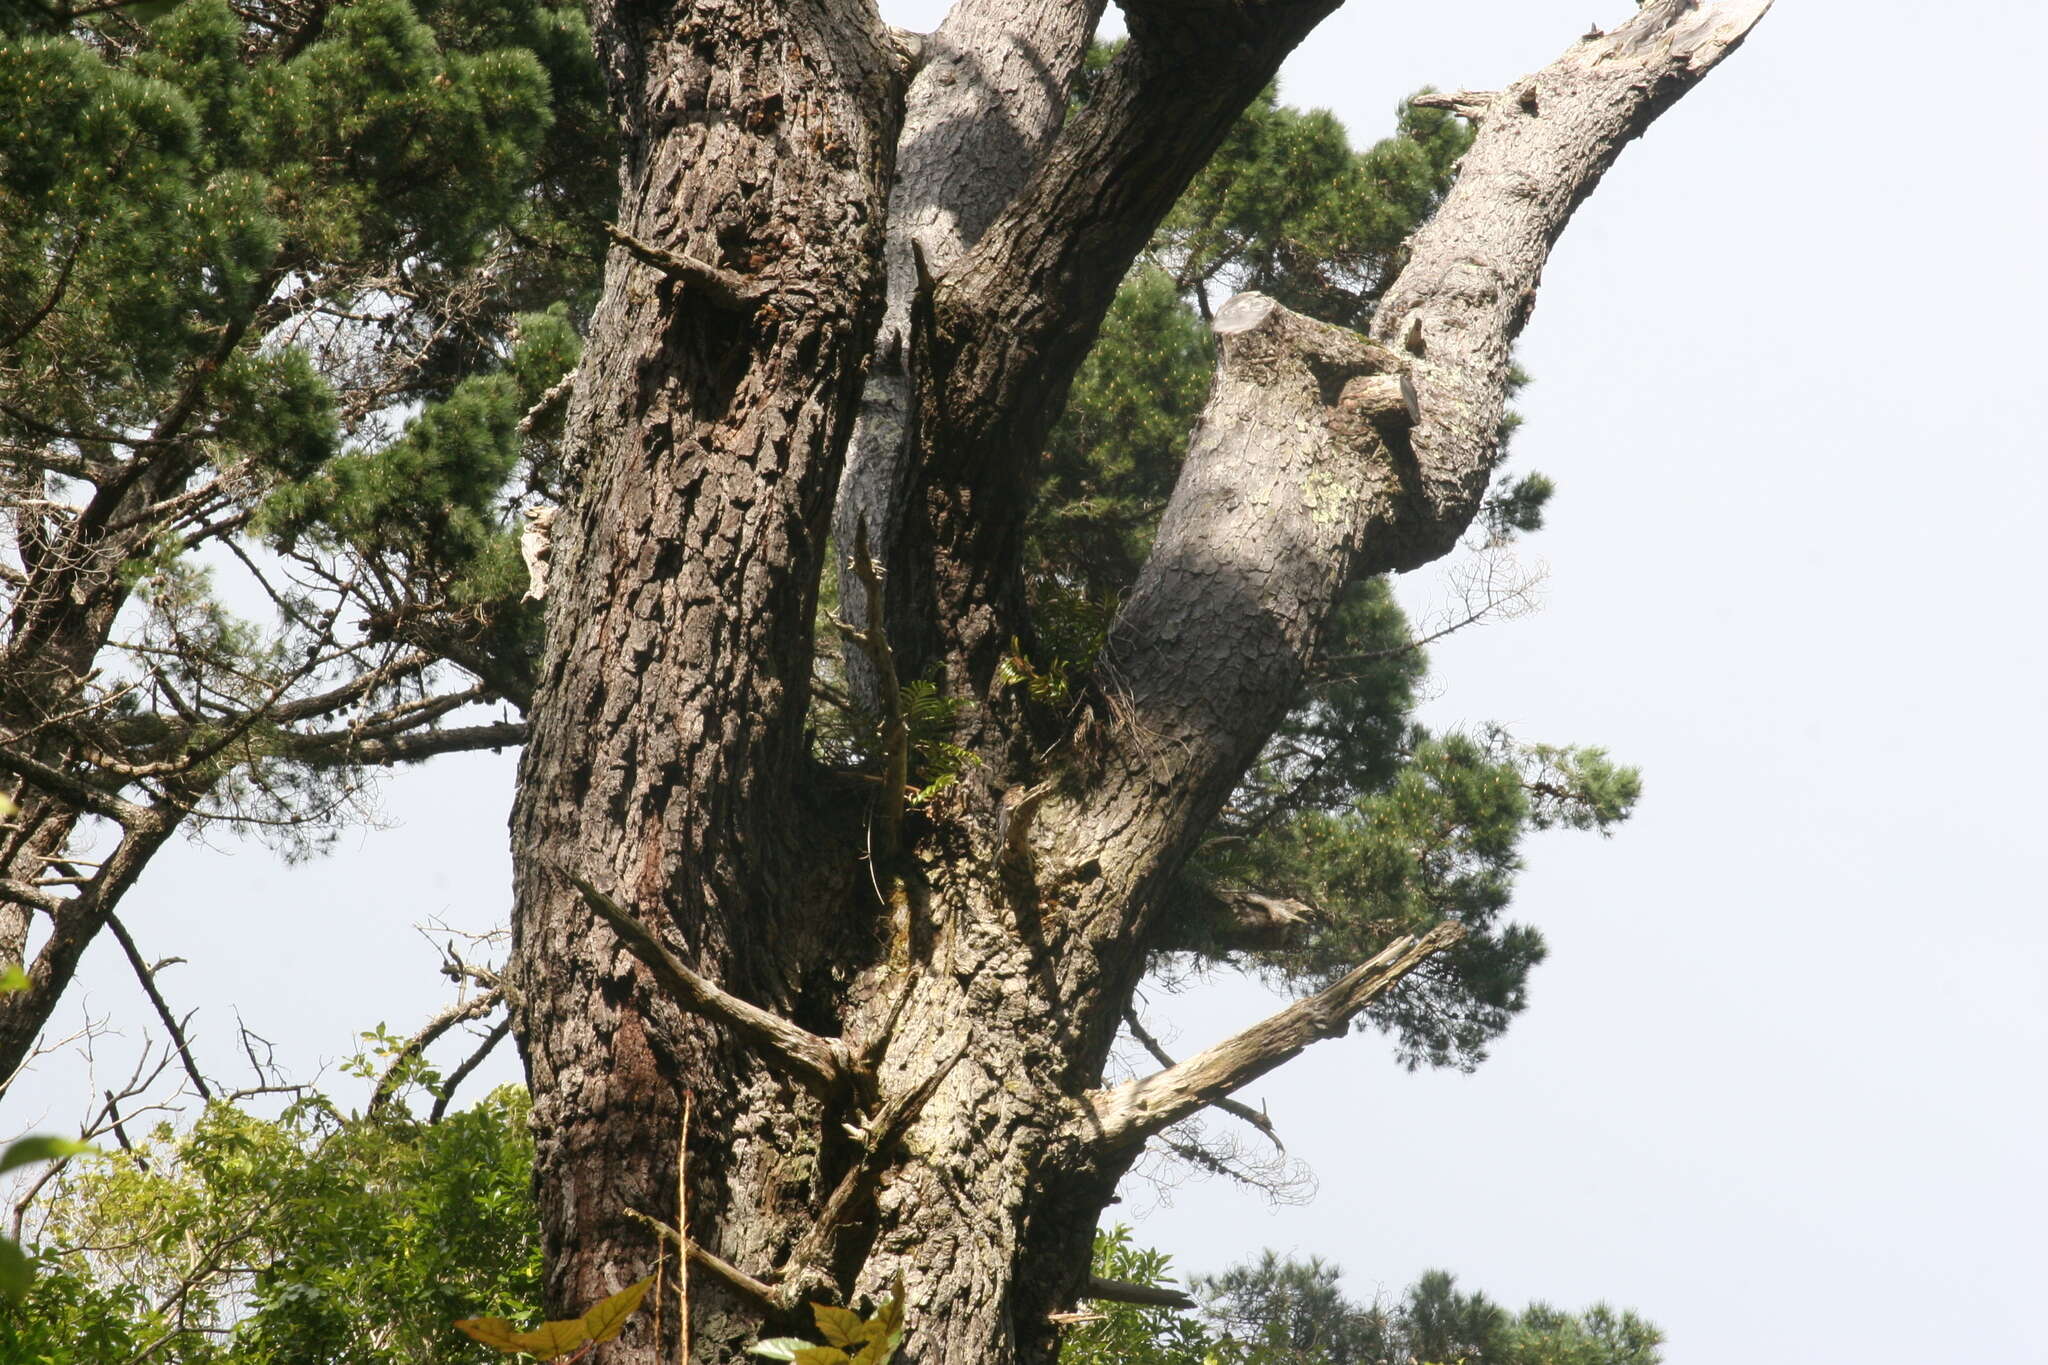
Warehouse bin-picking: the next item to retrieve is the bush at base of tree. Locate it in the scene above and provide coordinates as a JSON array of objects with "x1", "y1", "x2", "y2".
[{"x1": 3, "y1": 1086, "x2": 541, "y2": 1365}]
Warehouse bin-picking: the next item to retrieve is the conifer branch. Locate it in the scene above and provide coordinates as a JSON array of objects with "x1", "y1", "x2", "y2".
[
  {"x1": 1086, "y1": 922, "x2": 1465, "y2": 1151},
  {"x1": 566, "y1": 871, "x2": 860, "y2": 1099}
]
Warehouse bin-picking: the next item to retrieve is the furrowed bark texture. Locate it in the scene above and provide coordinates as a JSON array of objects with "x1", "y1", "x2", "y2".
[
  {"x1": 508, "y1": 4, "x2": 1770, "y2": 1362},
  {"x1": 506, "y1": 0, "x2": 902, "y2": 1356}
]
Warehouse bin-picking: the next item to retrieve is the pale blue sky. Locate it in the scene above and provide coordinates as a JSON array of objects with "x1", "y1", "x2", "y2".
[{"x1": 10, "y1": 3, "x2": 2045, "y2": 1362}]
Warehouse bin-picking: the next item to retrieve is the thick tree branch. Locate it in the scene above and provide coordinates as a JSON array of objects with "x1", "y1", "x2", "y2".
[
  {"x1": 286, "y1": 720, "x2": 528, "y2": 767},
  {"x1": 1076, "y1": 3, "x2": 1771, "y2": 946},
  {"x1": 835, "y1": 0, "x2": 1106, "y2": 705},
  {"x1": 1085, "y1": 922, "x2": 1464, "y2": 1151},
  {"x1": 0, "y1": 743, "x2": 154, "y2": 827},
  {"x1": 1368, "y1": 0, "x2": 1775, "y2": 568},
  {"x1": 828, "y1": 520, "x2": 908, "y2": 855},
  {"x1": 1153, "y1": 887, "x2": 1323, "y2": 955},
  {"x1": 1123, "y1": 1009, "x2": 1282, "y2": 1150},
  {"x1": 890, "y1": 4, "x2": 1346, "y2": 695},
  {"x1": 1084, "y1": 1276, "x2": 1195, "y2": 1311},
  {"x1": 565, "y1": 871, "x2": 860, "y2": 1100}
]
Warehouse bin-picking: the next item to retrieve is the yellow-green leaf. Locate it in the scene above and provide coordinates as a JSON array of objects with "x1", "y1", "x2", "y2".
[
  {"x1": 455, "y1": 1276, "x2": 654, "y2": 1359},
  {"x1": 0, "y1": 963, "x2": 28, "y2": 995},
  {"x1": 579, "y1": 1275, "x2": 655, "y2": 1344},
  {"x1": 0, "y1": 1135, "x2": 95, "y2": 1177},
  {"x1": 792, "y1": 1348, "x2": 851, "y2": 1365},
  {"x1": 812, "y1": 1303, "x2": 866, "y2": 1349},
  {"x1": 850, "y1": 1286, "x2": 905, "y2": 1365}
]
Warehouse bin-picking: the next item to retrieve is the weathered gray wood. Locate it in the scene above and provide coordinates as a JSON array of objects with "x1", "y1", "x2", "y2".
[
  {"x1": 1086, "y1": 923, "x2": 1465, "y2": 1151},
  {"x1": 835, "y1": 0, "x2": 1104, "y2": 708}
]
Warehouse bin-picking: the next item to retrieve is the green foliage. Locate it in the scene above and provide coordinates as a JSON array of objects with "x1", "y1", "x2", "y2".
[
  {"x1": 1, "y1": 0, "x2": 614, "y2": 842},
  {"x1": 1060, "y1": 1227, "x2": 1222, "y2": 1365},
  {"x1": 258, "y1": 305, "x2": 579, "y2": 598},
  {"x1": 3, "y1": 1087, "x2": 544, "y2": 1363},
  {"x1": 900, "y1": 678, "x2": 981, "y2": 804},
  {"x1": 1032, "y1": 266, "x2": 1213, "y2": 595},
  {"x1": 0, "y1": 1137, "x2": 98, "y2": 1302}
]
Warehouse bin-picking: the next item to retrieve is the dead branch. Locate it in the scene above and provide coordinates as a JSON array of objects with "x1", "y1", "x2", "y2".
[
  {"x1": 1086, "y1": 922, "x2": 1464, "y2": 1151},
  {"x1": 427, "y1": 1014, "x2": 511, "y2": 1123},
  {"x1": 605, "y1": 222, "x2": 767, "y2": 312},
  {"x1": 627, "y1": 1207, "x2": 779, "y2": 1308},
  {"x1": 367, "y1": 986, "x2": 504, "y2": 1116},
  {"x1": 102, "y1": 911, "x2": 210, "y2": 1101},
  {"x1": 1085, "y1": 1276, "x2": 1196, "y2": 1310},
  {"x1": 1123, "y1": 1009, "x2": 1281, "y2": 1151},
  {"x1": 566, "y1": 870, "x2": 860, "y2": 1100}
]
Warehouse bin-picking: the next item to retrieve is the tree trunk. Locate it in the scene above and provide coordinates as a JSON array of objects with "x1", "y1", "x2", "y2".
[{"x1": 507, "y1": 3, "x2": 1771, "y2": 1361}]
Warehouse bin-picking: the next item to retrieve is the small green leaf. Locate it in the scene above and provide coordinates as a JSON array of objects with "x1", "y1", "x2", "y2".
[
  {"x1": 748, "y1": 1339, "x2": 812, "y2": 1361},
  {"x1": 792, "y1": 1348, "x2": 852, "y2": 1365},
  {"x1": 0, "y1": 1235, "x2": 32, "y2": 1302},
  {"x1": 0, "y1": 1135, "x2": 96, "y2": 1176},
  {"x1": 0, "y1": 963, "x2": 27, "y2": 995}
]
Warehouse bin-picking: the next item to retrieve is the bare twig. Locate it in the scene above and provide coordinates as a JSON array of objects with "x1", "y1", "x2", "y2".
[
  {"x1": 426, "y1": 1015, "x2": 511, "y2": 1123},
  {"x1": 367, "y1": 987, "x2": 504, "y2": 1116},
  {"x1": 102, "y1": 911, "x2": 210, "y2": 1100}
]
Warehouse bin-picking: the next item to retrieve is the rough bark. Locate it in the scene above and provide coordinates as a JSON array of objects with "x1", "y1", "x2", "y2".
[
  {"x1": 505, "y1": 0, "x2": 906, "y2": 1356},
  {"x1": 506, "y1": 4, "x2": 1772, "y2": 1363}
]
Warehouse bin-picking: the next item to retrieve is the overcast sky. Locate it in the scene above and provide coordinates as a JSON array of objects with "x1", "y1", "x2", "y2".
[{"x1": 10, "y1": 3, "x2": 2046, "y2": 1363}]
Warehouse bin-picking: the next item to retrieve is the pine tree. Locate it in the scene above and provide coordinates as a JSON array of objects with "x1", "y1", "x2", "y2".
[
  {"x1": 0, "y1": 0, "x2": 609, "y2": 1084},
  {"x1": 0, "y1": 3, "x2": 1772, "y2": 1360}
]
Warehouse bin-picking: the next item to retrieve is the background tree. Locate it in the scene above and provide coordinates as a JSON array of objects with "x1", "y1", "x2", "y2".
[
  {"x1": 0, "y1": 0, "x2": 609, "y2": 1090},
  {"x1": 504, "y1": 3, "x2": 1767, "y2": 1364},
  {"x1": 1066, "y1": 1232, "x2": 1664, "y2": 1365}
]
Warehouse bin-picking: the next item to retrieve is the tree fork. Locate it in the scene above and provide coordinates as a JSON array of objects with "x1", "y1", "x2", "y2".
[{"x1": 510, "y1": 4, "x2": 1774, "y2": 1362}]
